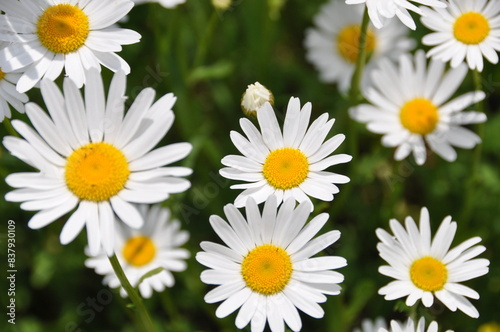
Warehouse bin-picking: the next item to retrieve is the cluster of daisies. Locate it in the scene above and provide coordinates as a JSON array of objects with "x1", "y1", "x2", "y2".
[{"x1": 0, "y1": 0, "x2": 494, "y2": 332}]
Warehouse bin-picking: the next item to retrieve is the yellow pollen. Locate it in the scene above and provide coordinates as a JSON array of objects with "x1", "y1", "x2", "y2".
[
  {"x1": 65, "y1": 142, "x2": 130, "y2": 202},
  {"x1": 453, "y1": 12, "x2": 490, "y2": 45},
  {"x1": 37, "y1": 4, "x2": 90, "y2": 54},
  {"x1": 0, "y1": 68, "x2": 6, "y2": 81},
  {"x1": 337, "y1": 25, "x2": 376, "y2": 63},
  {"x1": 122, "y1": 236, "x2": 156, "y2": 267},
  {"x1": 241, "y1": 244, "x2": 292, "y2": 295},
  {"x1": 410, "y1": 256, "x2": 448, "y2": 292},
  {"x1": 262, "y1": 148, "x2": 309, "y2": 190},
  {"x1": 400, "y1": 98, "x2": 439, "y2": 135}
]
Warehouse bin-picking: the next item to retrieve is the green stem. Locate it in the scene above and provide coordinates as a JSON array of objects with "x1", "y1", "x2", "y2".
[
  {"x1": 193, "y1": 11, "x2": 219, "y2": 68},
  {"x1": 329, "y1": 6, "x2": 370, "y2": 218},
  {"x1": 108, "y1": 255, "x2": 157, "y2": 332},
  {"x1": 459, "y1": 70, "x2": 485, "y2": 224},
  {"x1": 348, "y1": 6, "x2": 370, "y2": 106}
]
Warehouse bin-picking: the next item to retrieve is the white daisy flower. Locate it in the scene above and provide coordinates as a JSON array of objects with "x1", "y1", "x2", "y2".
[
  {"x1": 196, "y1": 195, "x2": 347, "y2": 332},
  {"x1": 0, "y1": 0, "x2": 141, "y2": 93},
  {"x1": 377, "y1": 207, "x2": 490, "y2": 318},
  {"x1": 345, "y1": 0, "x2": 447, "y2": 30},
  {"x1": 85, "y1": 204, "x2": 190, "y2": 298},
  {"x1": 0, "y1": 42, "x2": 28, "y2": 121},
  {"x1": 349, "y1": 50, "x2": 486, "y2": 165},
  {"x1": 132, "y1": 0, "x2": 186, "y2": 8},
  {"x1": 3, "y1": 69, "x2": 192, "y2": 256},
  {"x1": 353, "y1": 317, "x2": 388, "y2": 332},
  {"x1": 421, "y1": 0, "x2": 500, "y2": 72},
  {"x1": 304, "y1": 0, "x2": 415, "y2": 93},
  {"x1": 380, "y1": 317, "x2": 453, "y2": 332},
  {"x1": 220, "y1": 97, "x2": 352, "y2": 209}
]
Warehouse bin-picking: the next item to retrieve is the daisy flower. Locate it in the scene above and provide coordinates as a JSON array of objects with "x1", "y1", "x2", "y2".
[
  {"x1": 377, "y1": 207, "x2": 490, "y2": 318},
  {"x1": 421, "y1": 0, "x2": 500, "y2": 72},
  {"x1": 354, "y1": 317, "x2": 388, "y2": 332},
  {"x1": 0, "y1": 43, "x2": 28, "y2": 121},
  {"x1": 220, "y1": 97, "x2": 352, "y2": 209},
  {"x1": 381, "y1": 317, "x2": 453, "y2": 332},
  {"x1": 304, "y1": 0, "x2": 415, "y2": 93},
  {"x1": 132, "y1": 0, "x2": 186, "y2": 8},
  {"x1": 349, "y1": 50, "x2": 486, "y2": 165},
  {"x1": 3, "y1": 69, "x2": 192, "y2": 256},
  {"x1": 85, "y1": 204, "x2": 190, "y2": 298},
  {"x1": 0, "y1": 0, "x2": 141, "y2": 93},
  {"x1": 345, "y1": 0, "x2": 447, "y2": 30},
  {"x1": 196, "y1": 195, "x2": 347, "y2": 332}
]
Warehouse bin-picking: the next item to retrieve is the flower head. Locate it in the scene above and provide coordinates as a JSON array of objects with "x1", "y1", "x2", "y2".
[
  {"x1": 196, "y1": 195, "x2": 347, "y2": 332},
  {"x1": 3, "y1": 69, "x2": 192, "y2": 256},
  {"x1": 221, "y1": 97, "x2": 352, "y2": 209},
  {"x1": 421, "y1": 0, "x2": 500, "y2": 72},
  {"x1": 241, "y1": 82, "x2": 274, "y2": 117},
  {"x1": 377, "y1": 207, "x2": 490, "y2": 318},
  {"x1": 345, "y1": 0, "x2": 447, "y2": 30},
  {"x1": 354, "y1": 317, "x2": 388, "y2": 332},
  {"x1": 85, "y1": 204, "x2": 190, "y2": 298},
  {"x1": 380, "y1": 317, "x2": 453, "y2": 332},
  {"x1": 0, "y1": 0, "x2": 141, "y2": 92},
  {"x1": 305, "y1": 0, "x2": 415, "y2": 93},
  {"x1": 350, "y1": 50, "x2": 486, "y2": 165}
]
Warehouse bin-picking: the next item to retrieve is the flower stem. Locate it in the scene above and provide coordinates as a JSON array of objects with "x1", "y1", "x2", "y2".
[
  {"x1": 108, "y1": 254, "x2": 157, "y2": 332},
  {"x1": 348, "y1": 6, "x2": 370, "y2": 106},
  {"x1": 193, "y1": 10, "x2": 219, "y2": 68},
  {"x1": 459, "y1": 69, "x2": 485, "y2": 224}
]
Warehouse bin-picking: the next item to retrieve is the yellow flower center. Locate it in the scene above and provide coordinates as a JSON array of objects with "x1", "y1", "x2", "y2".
[
  {"x1": 122, "y1": 236, "x2": 157, "y2": 267},
  {"x1": 0, "y1": 68, "x2": 6, "y2": 81},
  {"x1": 400, "y1": 98, "x2": 439, "y2": 135},
  {"x1": 478, "y1": 322, "x2": 500, "y2": 332},
  {"x1": 410, "y1": 256, "x2": 448, "y2": 292},
  {"x1": 241, "y1": 244, "x2": 292, "y2": 295},
  {"x1": 37, "y1": 4, "x2": 90, "y2": 54},
  {"x1": 65, "y1": 142, "x2": 130, "y2": 202},
  {"x1": 262, "y1": 148, "x2": 309, "y2": 190},
  {"x1": 337, "y1": 25, "x2": 376, "y2": 63},
  {"x1": 453, "y1": 12, "x2": 490, "y2": 45}
]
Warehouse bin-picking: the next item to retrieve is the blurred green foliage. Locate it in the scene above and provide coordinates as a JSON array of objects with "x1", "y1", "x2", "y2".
[{"x1": 1, "y1": 0, "x2": 499, "y2": 331}]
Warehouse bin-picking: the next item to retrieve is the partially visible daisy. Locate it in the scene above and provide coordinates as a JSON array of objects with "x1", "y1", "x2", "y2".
[
  {"x1": 3, "y1": 69, "x2": 192, "y2": 256},
  {"x1": 0, "y1": 0, "x2": 141, "y2": 92},
  {"x1": 354, "y1": 317, "x2": 388, "y2": 332},
  {"x1": 0, "y1": 42, "x2": 28, "y2": 121},
  {"x1": 377, "y1": 207, "x2": 490, "y2": 318},
  {"x1": 85, "y1": 204, "x2": 190, "y2": 298},
  {"x1": 220, "y1": 97, "x2": 352, "y2": 209},
  {"x1": 196, "y1": 195, "x2": 347, "y2": 332},
  {"x1": 304, "y1": 0, "x2": 415, "y2": 93},
  {"x1": 350, "y1": 50, "x2": 486, "y2": 165},
  {"x1": 421, "y1": 0, "x2": 500, "y2": 72},
  {"x1": 345, "y1": 0, "x2": 447, "y2": 30},
  {"x1": 241, "y1": 82, "x2": 274, "y2": 117},
  {"x1": 380, "y1": 317, "x2": 453, "y2": 332},
  {"x1": 132, "y1": 0, "x2": 186, "y2": 8}
]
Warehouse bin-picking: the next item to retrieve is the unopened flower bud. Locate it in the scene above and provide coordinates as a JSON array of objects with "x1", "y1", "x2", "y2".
[{"x1": 241, "y1": 82, "x2": 274, "y2": 117}]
